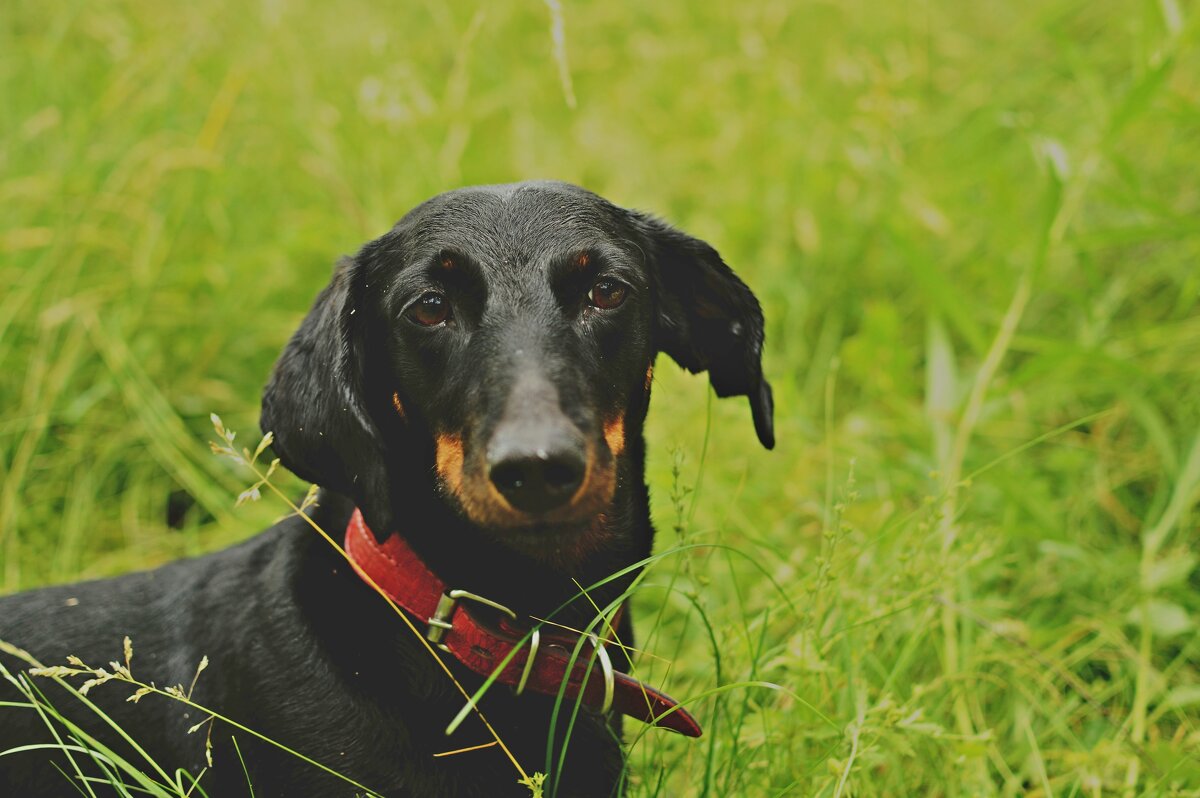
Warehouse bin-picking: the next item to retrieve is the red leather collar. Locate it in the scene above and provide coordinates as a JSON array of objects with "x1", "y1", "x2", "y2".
[{"x1": 344, "y1": 509, "x2": 701, "y2": 737}]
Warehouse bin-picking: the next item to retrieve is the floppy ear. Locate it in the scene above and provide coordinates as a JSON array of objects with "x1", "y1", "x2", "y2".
[
  {"x1": 632, "y1": 213, "x2": 775, "y2": 449},
  {"x1": 261, "y1": 256, "x2": 394, "y2": 531}
]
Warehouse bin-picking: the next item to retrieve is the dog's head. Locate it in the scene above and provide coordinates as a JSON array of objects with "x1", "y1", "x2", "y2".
[{"x1": 262, "y1": 182, "x2": 772, "y2": 563}]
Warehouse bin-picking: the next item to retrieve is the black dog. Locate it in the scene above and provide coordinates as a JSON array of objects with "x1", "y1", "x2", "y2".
[{"x1": 0, "y1": 181, "x2": 773, "y2": 797}]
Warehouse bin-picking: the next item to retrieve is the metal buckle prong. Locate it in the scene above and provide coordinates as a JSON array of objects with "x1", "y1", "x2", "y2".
[
  {"x1": 589, "y1": 634, "x2": 615, "y2": 715},
  {"x1": 426, "y1": 589, "x2": 517, "y2": 652},
  {"x1": 514, "y1": 628, "x2": 540, "y2": 697}
]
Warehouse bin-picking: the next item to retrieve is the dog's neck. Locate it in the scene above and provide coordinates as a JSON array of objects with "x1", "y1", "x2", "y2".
[{"x1": 348, "y1": 437, "x2": 652, "y2": 627}]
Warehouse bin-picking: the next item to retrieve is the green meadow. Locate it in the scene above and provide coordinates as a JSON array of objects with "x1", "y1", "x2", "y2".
[{"x1": 3, "y1": 0, "x2": 1199, "y2": 794}]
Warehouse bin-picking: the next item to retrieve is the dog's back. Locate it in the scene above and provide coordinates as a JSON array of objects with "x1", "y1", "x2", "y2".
[
  {"x1": 0, "y1": 516, "x2": 313, "y2": 795},
  {"x1": 1, "y1": 493, "x2": 626, "y2": 797}
]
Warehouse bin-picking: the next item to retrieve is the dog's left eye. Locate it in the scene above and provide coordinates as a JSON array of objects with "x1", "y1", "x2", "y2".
[
  {"x1": 588, "y1": 278, "x2": 628, "y2": 310},
  {"x1": 410, "y1": 292, "x2": 451, "y2": 326}
]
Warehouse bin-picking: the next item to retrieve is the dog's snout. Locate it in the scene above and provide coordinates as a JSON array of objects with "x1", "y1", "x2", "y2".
[{"x1": 487, "y1": 432, "x2": 586, "y2": 514}]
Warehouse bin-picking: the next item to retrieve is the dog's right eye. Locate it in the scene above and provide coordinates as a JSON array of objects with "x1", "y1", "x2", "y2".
[{"x1": 410, "y1": 292, "x2": 451, "y2": 327}]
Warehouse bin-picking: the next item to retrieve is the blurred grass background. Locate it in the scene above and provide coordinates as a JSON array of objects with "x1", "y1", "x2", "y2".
[{"x1": 2, "y1": 0, "x2": 1200, "y2": 794}]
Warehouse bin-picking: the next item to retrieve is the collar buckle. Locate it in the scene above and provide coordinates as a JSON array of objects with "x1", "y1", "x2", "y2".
[
  {"x1": 346, "y1": 508, "x2": 704, "y2": 737},
  {"x1": 425, "y1": 589, "x2": 518, "y2": 652}
]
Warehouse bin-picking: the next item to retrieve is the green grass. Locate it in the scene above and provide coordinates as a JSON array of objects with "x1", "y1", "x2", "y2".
[{"x1": 3, "y1": 0, "x2": 1200, "y2": 794}]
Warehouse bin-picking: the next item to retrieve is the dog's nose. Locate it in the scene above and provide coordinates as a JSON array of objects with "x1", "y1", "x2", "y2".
[{"x1": 487, "y1": 439, "x2": 586, "y2": 514}]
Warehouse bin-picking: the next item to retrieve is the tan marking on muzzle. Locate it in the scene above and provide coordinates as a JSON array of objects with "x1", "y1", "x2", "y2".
[
  {"x1": 604, "y1": 416, "x2": 626, "y2": 457},
  {"x1": 435, "y1": 433, "x2": 465, "y2": 494},
  {"x1": 644, "y1": 364, "x2": 654, "y2": 393},
  {"x1": 392, "y1": 392, "x2": 406, "y2": 420}
]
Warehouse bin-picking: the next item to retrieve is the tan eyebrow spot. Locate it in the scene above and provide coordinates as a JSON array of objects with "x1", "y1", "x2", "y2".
[
  {"x1": 435, "y1": 433, "x2": 464, "y2": 494},
  {"x1": 575, "y1": 252, "x2": 590, "y2": 269},
  {"x1": 392, "y1": 392, "x2": 406, "y2": 420},
  {"x1": 440, "y1": 255, "x2": 456, "y2": 270},
  {"x1": 603, "y1": 416, "x2": 626, "y2": 457}
]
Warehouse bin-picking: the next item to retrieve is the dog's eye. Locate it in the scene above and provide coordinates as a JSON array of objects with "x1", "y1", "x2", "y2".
[
  {"x1": 588, "y1": 278, "x2": 628, "y2": 310},
  {"x1": 410, "y1": 292, "x2": 451, "y2": 326}
]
